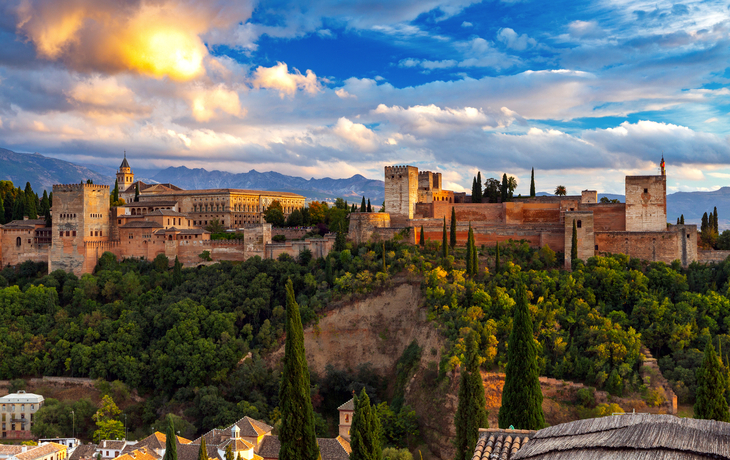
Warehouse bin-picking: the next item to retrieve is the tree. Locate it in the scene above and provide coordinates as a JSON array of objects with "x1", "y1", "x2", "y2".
[
  {"x1": 0, "y1": 196, "x2": 5, "y2": 225},
  {"x1": 571, "y1": 220, "x2": 578, "y2": 262},
  {"x1": 507, "y1": 176, "x2": 517, "y2": 199},
  {"x1": 163, "y1": 414, "x2": 178, "y2": 460},
  {"x1": 278, "y1": 279, "x2": 321, "y2": 460},
  {"x1": 476, "y1": 172, "x2": 482, "y2": 202},
  {"x1": 382, "y1": 243, "x2": 387, "y2": 273},
  {"x1": 205, "y1": 219, "x2": 226, "y2": 233},
  {"x1": 360, "y1": 197, "x2": 366, "y2": 212},
  {"x1": 484, "y1": 178, "x2": 500, "y2": 203},
  {"x1": 450, "y1": 207, "x2": 457, "y2": 249},
  {"x1": 500, "y1": 174, "x2": 509, "y2": 202},
  {"x1": 694, "y1": 342, "x2": 730, "y2": 422},
  {"x1": 454, "y1": 332, "x2": 489, "y2": 460},
  {"x1": 555, "y1": 185, "x2": 567, "y2": 196},
  {"x1": 224, "y1": 445, "x2": 233, "y2": 460},
  {"x1": 134, "y1": 183, "x2": 140, "y2": 202},
  {"x1": 335, "y1": 226, "x2": 347, "y2": 251},
  {"x1": 350, "y1": 388, "x2": 382, "y2": 460},
  {"x1": 198, "y1": 438, "x2": 208, "y2": 460},
  {"x1": 367, "y1": 199, "x2": 372, "y2": 213},
  {"x1": 24, "y1": 182, "x2": 37, "y2": 219},
  {"x1": 264, "y1": 201, "x2": 286, "y2": 227},
  {"x1": 172, "y1": 256, "x2": 183, "y2": 286},
  {"x1": 495, "y1": 242, "x2": 500, "y2": 272},
  {"x1": 286, "y1": 209, "x2": 304, "y2": 227},
  {"x1": 714, "y1": 207, "x2": 719, "y2": 233},
  {"x1": 466, "y1": 224, "x2": 473, "y2": 276},
  {"x1": 12, "y1": 190, "x2": 25, "y2": 221},
  {"x1": 472, "y1": 230, "x2": 479, "y2": 276},
  {"x1": 92, "y1": 395, "x2": 124, "y2": 442},
  {"x1": 111, "y1": 180, "x2": 120, "y2": 206},
  {"x1": 498, "y1": 282, "x2": 545, "y2": 430},
  {"x1": 702, "y1": 212, "x2": 709, "y2": 233},
  {"x1": 40, "y1": 190, "x2": 51, "y2": 226},
  {"x1": 471, "y1": 177, "x2": 479, "y2": 203},
  {"x1": 530, "y1": 168, "x2": 535, "y2": 198},
  {"x1": 442, "y1": 217, "x2": 448, "y2": 258},
  {"x1": 680, "y1": 214, "x2": 685, "y2": 225},
  {"x1": 419, "y1": 225, "x2": 425, "y2": 246}
]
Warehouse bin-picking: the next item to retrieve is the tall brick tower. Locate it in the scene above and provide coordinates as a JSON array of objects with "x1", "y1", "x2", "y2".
[
  {"x1": 116, "y1": 152, "x2": 134, "y2": 192},
  {"x1": 625, "y1": 174, "x2": 667, "y2": 232},
  {"x1": 384, "y1": 165, "x2": 418, "y2": 225},
  {"x1": 49, "y1": 184, "x2": 110, "y2": 275}
]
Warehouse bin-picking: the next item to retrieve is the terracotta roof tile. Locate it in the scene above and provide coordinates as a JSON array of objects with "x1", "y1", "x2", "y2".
[
  {"x1": 473, "y1": 429, "x2": 536, "y2": 460},
  {"x1": 15, "y1": 443, "x2": 67, "y2": 460},
  {"x1": 68, "y1": 444, "x2": 97, "y2": 460}
]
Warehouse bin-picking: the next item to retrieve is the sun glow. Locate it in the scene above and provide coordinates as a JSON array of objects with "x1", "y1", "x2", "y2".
[{"x1": 127, "y1": 28, "x2": 206, "y2": 80}]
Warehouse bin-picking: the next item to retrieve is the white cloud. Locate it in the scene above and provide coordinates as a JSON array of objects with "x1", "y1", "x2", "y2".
[
  {"x1": 496, "y1": 28, "x2": 537, "y2": 51},
  {"x1": 250, "y1": 62, "x2": 321, "y2": 98},
  {"x1": 331, "y1": 117, "x2": 380, "y2": 151},
  {"x1": 335, "y1": 88, "x2": 357, "y2": 99},
  {"x1": 461, "y1": 21, "x2": 473, "y2": 28},
  {"x1": 567, "y1": 20, "x2": 606, "y2": 39}
]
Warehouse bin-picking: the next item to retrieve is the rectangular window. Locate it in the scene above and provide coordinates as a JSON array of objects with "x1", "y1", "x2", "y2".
[
  {"x1": 72, "y1": 231, "x2": 76, "y2": 237},
  {"x1": 65, "y1": 231, "x2": 70, "y2": 237}
]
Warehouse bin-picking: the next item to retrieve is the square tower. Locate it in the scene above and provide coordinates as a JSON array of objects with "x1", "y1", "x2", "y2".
[
  {"x1": 564, "y1": 211, "x2": 595, "y2": 269},
  {"x1": 116, "y1": 155, "x2": 134, "y2": 192},
  {"x1": 50, "y1": 184, "x2": 110, "y2": 275},
  {"x1": 625, "y1": 176, "x2": 666, "y2": 232},
  {"x1": 385, "y1": 165, "x2": 418, "y2": 224}
]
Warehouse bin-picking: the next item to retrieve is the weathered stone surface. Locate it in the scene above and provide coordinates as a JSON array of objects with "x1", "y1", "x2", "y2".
[{"x1": 626, "y1": 176, "x2": 666, "y2": 232}]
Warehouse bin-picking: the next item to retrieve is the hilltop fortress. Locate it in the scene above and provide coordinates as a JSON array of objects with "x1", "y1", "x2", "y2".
[
  {"x1": 0, "y1": 156, "x2": 334, "y2": 275},
  {"x1": 349, "y1": 162, "x2": 699, "y2": 267}
]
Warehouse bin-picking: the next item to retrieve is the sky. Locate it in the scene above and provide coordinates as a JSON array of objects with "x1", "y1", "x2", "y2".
[{"x1": 0, "y1": 0, "x2": 729, "y2": 195}]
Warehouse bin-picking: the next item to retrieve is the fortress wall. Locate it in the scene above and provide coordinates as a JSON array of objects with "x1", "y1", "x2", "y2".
[
  {"x1": 699, "y1": 250, "x2": 730, "y2": 264},
  {"x1": 1, "y1": 228, "x2": 48, "y2": 267},
  {"x1": 349, "y1": 213, "x2": 391, "y2": 244},
  {"x1": 431, "y1": 202, "x2": 503, "y2": 222},
  {"x1": 521, "y1": 203, "x2": 562, "y2": 223},
  {"x1": 626, "y1": 176, "x2": 667, "y2": 232},
  {"x1": 271, "y1": 227, "x2": 314, "y2": 240},
  {"x1": 265, "y1": 234, "x2": 337, "y2": 259},
  {"x1": 416, "y1": 220, "x2": 563, "y2": 250},
  {"x1": 585, "y1": 204, "x2": 626, "y2": 231},
  {"x1": 595, "y1": 230, "x2": 681, "y2": 265},
  {"x1": 564, "y1": 211, "x2": 595, "y2": 269}
]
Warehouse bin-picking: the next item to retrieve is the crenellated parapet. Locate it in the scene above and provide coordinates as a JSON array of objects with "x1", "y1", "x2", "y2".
[{"x1": 53, "y1": 183, "x2": 110, "y2": 191}]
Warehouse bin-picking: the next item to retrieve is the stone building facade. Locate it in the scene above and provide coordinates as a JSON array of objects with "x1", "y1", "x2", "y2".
[
  {"x1": 351, "y1": 163, "x2": 699, "y2": 268},
  {"x1": 0, "y1": 156, "x2": 329, "y2": 276},
  {"x1": 0, "y1": 391, "x2": 44, "y2": 440}
]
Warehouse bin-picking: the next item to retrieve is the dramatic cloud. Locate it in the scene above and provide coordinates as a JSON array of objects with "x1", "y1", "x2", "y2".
[{"x1": 251, "y1": 62, "x2": 322, "y2": 98}]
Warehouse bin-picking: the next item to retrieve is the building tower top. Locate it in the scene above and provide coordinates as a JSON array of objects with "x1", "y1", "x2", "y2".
[
  {"x1": 660, "y1": 154, "x2": 665, "y2": 176},
  {"x1": 120, "y1": 150, "x2": 130, "y2": 171}
]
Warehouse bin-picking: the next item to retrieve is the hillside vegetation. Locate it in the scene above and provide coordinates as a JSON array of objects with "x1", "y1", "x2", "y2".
[{"x1": 0, "y1": 238, "x2": 729, "y2": 449}]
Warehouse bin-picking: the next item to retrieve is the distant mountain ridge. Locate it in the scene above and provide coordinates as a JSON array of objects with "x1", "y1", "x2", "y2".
[
  {"x1": 0, "y1": 148, "x2": 111, "y2": 190},
  {"x1": 151, "y1": 166, "x2": 385, "y2": 202}
]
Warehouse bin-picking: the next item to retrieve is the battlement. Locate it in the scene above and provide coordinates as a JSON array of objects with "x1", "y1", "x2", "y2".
[
  {"x1": 84, "y1": 241, "x2": 121, "y2": 249},
  {"x1": 385, "y1": 165, "x2": 417, "y2": 176},
  {"x1": 53, "y1": 183, "x2": 111, "y2": 191},
  {"x1": 210, "y1": 239, "x2": 247, "y2": 246}
]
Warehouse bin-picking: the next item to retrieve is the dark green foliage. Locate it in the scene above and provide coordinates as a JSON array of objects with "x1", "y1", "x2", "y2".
[
  {"x1": 24, "y1": 182, "x2": 37, "y2": 219},
  {"x1": 714, "y1": 207, "x2": 719, "y2": 233},
  {"x1": 571, "y1": 220, "x2": 578, "y2": 262},
  {"x1": 12, "y1": 190, "x2": 25, "y2": 220},
  {"x1": 476, "y1": 172, "x2": 482, "y2": 203},
  {"x1": 484, "y1": 178, "x2": 500, "y2": 203},
  {"x1": 500, "y1": 174, "x2": 508, "y2": 203},
  {"x1": 495, "y1": 242, "x2": 500, "y2": 272},
  {"x1": 224, "y1": 445, "x2": 233, "y2": 460},
  {"x1": 367, "y1": 199, "x2": 372, "y2": 213},
  {"x1": 361, "y1": 197, "x2": 366, "y2": 212},
  {"x1": 172, "y1": 256, "x2": 182, "y2": 286},
  {"x1": 498, "y1": 282, "x2": 545, "y2": 430},
  {"x1": 112, "y1": 180, "x2": 119, "y2": 204},
  {"x1": 702, "y1": 212, "x2": 708, "y2": 233},
  {"x1": 450, "y1": 207, "x2": 457, "y2": 249},
  {"x1": 335, "y1": 230, "x2": 347, "y2": 251},
  {"x1": 134, "y1": 183, "x2": 140, "y2": 202},
  {"x1": 680, "y1": 214, "x2": 685, "y2": 225},
  {"x1": 694, "y1": 342, "x2": 730, "y2": 422},
  {"x1": 198, "y1": 439, "x2": 208, "y2": 460},
  {"x1": 442, "y1": 217, "x2": 448, "y2": 258},
  {"x1": 419, "y1": 225, "x2": 425, "y2": 246},
  {"x1": 606, "y1": 369, "x2": 623, "y2": 396},
  {"x1": 0, "y1": 197, "x2": 4, "y2": 225},
  {"x1": 41, "y1": 190, "x2": 51, "y2": 226},
  {"x1": 453, "y1": 332, "x2": 489, "y2": 460},
  {"x1": 279, "y1": 279, "x2": 321, "y2": 460},
  {"x1": 350, "y1": 388, "x2": 381, "y2": 460},
  {"x1": 382, "y1": 243, "x2": 387, "y2": 273},
  {"x1": 472, "y1": 231, "x2": 478, "y2": 276},
  {"x1": 466, "y1": 224, "x2": 473, "y2": 276},
  {"x1": 286, "y1": 209, "x2": 304, "y2": 227},
  {"x1": 163, "y1": 414, "x2": 178, "y2": 460},
  {"x1": 530, "y1": 168, "x2": 535, "y2": 198}
]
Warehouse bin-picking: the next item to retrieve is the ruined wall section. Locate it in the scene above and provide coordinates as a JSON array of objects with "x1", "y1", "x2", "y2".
[
  {"x1": 265, "y1": 234, "x2": 337, "y2": 260},
  {"x1": 581, "y1": 191, "x2": 598, "y2": 204},
  {"x1": 50, "y1": 184, "x2": 110, "y2": 275},
  {"x1": 564, "y1": 211, "x2": 595, "y2": 269},
  {"x1": 348, "y1": 213, "x2": 391, "y2": 244},
  {"x1": 385, "y1": 166, "x2": 418, "y2": 225},
  {"x1": 626, "y1": 176, "x2": 667, "y2": 232},
  {"x1": 595, "y1": 231, "x2": 679, "y2": 265}
]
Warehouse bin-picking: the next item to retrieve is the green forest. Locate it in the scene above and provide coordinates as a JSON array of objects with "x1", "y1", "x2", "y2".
[{"x1": 1, "y1": 233, "x2": 729, "y2": 445}]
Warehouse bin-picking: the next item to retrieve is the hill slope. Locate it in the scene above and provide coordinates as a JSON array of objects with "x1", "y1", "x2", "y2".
[
  {"x1": 152, "y1": 166, "x2": 385, "y2": 202},
  {"x1": 0, "y1": 148, "x2": 111, "y2": 190}
]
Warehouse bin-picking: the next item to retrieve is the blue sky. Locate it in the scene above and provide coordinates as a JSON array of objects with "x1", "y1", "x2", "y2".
[{"x1": 0, "y1": 0, "x2": 729, "y2": 195}]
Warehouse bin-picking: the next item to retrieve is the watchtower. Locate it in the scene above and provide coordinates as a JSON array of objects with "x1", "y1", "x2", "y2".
[
  {"x1": 116, "y1": 152, "x2": 134, "y2": 192},
  {"x1": 564, "y1": 211, "x2": 595, "y2": 269},
  {"x1": 50, "y1": 184, "x2": 110, "y2": 275},
  {"x1": 384, "y1": 165, "x2": 418, "y2": 224},
  {"x1": 625, "y1": 175, "x2": 666, "y2": 232}
]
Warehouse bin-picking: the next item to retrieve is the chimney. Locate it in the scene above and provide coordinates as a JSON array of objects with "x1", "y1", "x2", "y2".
[
  {"x1": 23, "y1": 216, "x2": 29, "y2": 221},
  {"x1": 21, "y1": 447, "x2": 27, "y2": 453}
]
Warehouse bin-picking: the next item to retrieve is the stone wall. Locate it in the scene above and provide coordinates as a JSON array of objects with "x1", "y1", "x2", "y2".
[
  {"x1": 414, "y1": 220, "x2": 564, "y2": 251},
  {"x1": 265, "y1": 234, "x2": 337, "y2": 260},
  {"x1": 564, "y1": 211, "x2": 595, "y2": 269},
  {"x1": 595, "y1": 230, "x2": 681, "y2": 265},
  {"x1": 348, "y1": 213, "x2": 391, "y2": 244},
  {"x1": 698, "y1": 249, "x2": 730, "y2": 264},
  {"x1": 625, "y1": 176, "x2": 666, "y2": 232},
  {"x1": 0, "y1": 228, "x2": 48, "y2": 267},
  {"x1": 586, "y1": 204, "x2": 626, "y2": 231},
  {"x1": 270, "y1": 227, "x2": 314, "y2": 241}
]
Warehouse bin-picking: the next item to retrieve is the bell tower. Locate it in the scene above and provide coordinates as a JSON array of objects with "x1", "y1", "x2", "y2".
[{"x1": 116, "y1": 151, "x2": 134, "y2": 192}]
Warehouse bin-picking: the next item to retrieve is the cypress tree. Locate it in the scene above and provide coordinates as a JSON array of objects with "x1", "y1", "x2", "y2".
[
  {"x1": 500, "y1": 174, "x2": 508, "y2": 203},
  {"x1": 360, "y1": 196, "x2": 366, "y2": 212},
  {"x1": 471, "y1": 177, "x2": 478, "y2": 202},
  {"x1": 12, "y1": 191, "x2": 24, "y2": 221},
  {"x1": 498, "y1": 282, "x2": 545, "y2": 430},
  {"x1": 466, "y1": 223, "x2": 473, "y2": 276},
  {"x1": 0, "y1": 197, "x2": 4, "y2": 225},
  {"x1": 134, "y1": 183, "x2": 140, "y2": 202},
  {"x1": 173, "y1": 256, "x2": 183, "y2": 286},
  {"x1": 279, "y1": 279, "x2": 321, "y2": 460},
  {"x1": 694, "y1": 341, "x2": 730, "y2": 422},
  {"x1": 476, "y1": 172, "x2": 482, "y2": 203},
  {"x1": 679, "y1": 214, "x2": 683, "y2": 225},
  {"x1": 472, "y1": 230, "x2": 479, "y2": 276},
  {"x1": 24, "y1": 182, "x2": 37, "y2": 219},
  {"x1": 367, "y1": 199, "x2": 372, "y2": 212},
  {"x1": 702, "y1": 212, "x2": 708, "y2": 233},
  {"x1": 571, "y1": 220, "x2": 578, "y2": 262},
  {"x1": 529, "y1": 168, "x2": 536, "y2": 198},
  {"x1": 454, "y1": 332, "x2": 489, "y2": 460},
  {"x1": 112, "y1": 180, "x2": 119, "y2": 205},
  {"x1": 350, "y1": 388, "x2": 382, "y2": 460},
  {"x1": 197, "y1": 438, "x2": 208, "y2": 460},
  {"x1": 419, "y1": 225, "x2": 425, "y2": 246},
  {"x1": 325, "y1": 257, "x2": 333, "y2": 286},
  {"x1": 677, "y1": 217, "x2": 680, "y2": 225},
  {"x1": 4, "y1": 192, "x2": 14, "y2": 223},
  {"x1": 163, "y1": 414, "x2": 177, "y2": 460},
  {"x1": 335, "y1": 228, "x2": 346, "y2": 251},
  {"x1": 495, "y1": 242, "x2": 500, "y2": 273},
  {"x1": 714, "y1": 207, "x2": 719, "y2": 232},
  {"x1": 442, "y1": 217, "x2": 448, "y2": 258},
  {"x1": 450, "y1": 207, "x2": 457, "y2": 249},
  {"x1": 382, "y1": 243, "x2": 387, "y2": 273}
]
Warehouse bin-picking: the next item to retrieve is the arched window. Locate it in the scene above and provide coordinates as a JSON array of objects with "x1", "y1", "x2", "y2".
[{"x1": 16, "y1": 237, "x2": 21, "y2": 246}]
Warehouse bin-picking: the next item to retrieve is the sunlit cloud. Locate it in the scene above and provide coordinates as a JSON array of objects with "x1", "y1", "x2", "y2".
[{"x1": 251, "y1": 62, "x2": 322, "y2": 98}]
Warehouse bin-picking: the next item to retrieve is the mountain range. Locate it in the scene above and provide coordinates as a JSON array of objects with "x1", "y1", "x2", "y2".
[{"x1": 1, "y1": 148, "x2": 728, "y2": 227}]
